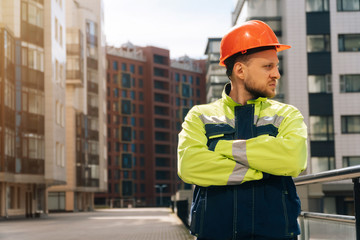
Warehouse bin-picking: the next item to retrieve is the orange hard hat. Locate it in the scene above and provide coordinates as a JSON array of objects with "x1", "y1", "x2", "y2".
[{"x1": 219, "y1": 20, "x2": 291, "y2": 66}]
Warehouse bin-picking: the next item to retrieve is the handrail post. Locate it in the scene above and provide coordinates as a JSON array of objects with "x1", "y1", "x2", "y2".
[{"x1": 353, "y1": 177, "x2": 360, "y2": 240}]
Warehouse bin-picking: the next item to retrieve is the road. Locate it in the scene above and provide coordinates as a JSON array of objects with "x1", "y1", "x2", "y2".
[{"x1": 0, "y1": 208, "x2": 195, "y2": 240}]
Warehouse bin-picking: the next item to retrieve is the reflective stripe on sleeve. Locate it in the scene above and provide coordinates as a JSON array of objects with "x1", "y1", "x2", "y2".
[
  {"x1": 227, "y1": 163, "x2": 248, "y2": 185},
  {"x1": 232, "y1": 140, "x2": 248, "y2": 166},
  {"x1": 255, "y1": 114, "x2": 284, "y2": 128},
  {"x1": 199, "y1": 114, "x2": 235, "y2": 128}
]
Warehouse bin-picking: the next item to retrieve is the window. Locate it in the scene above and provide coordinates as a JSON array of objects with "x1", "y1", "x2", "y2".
[
  {"x1": 154, "y1": 54, "x2": 167, "y2": 64},
  {"x1": 130, "y1": 64, "x2": 135, "y2": 73},
  {"x1": 309, "y1": 116, "x2": 334, "y2": 140},
  {"x1": 340, "y1": 74, "x2": 360, "y2": 92},
  {"x1": 308, "y1": 75, "x2": 332, "y2": 93},
  {"x1": 122, "y1": 73, "x2": 131, "y2": 88},
  {"x1": 55, "y1": 18, "x2": 58, "y2": 41},
  {"x1": 154, "y1": 67, "x2": 167, "y2": 77},
  {"x1": 122, "y1": 181, "x2": 132, "y2": 196},
  {"x1": 182, "y1": 75, "x2": 187, "y2": 83},
  {"x1": 307, "y1": 35, "x2": 330, "y2": 52},
  {"x1": 122, "y1": 63, "x2": 127, "y2": 71},
  {"x1": 113, "y1": 61, "x2": 118, "y2": 70},
  {"x1": 342, "y1": 115, "x2": 360, "y2": 133},
  {"x1": 311, "y1": 157, "x2": 335, "y2": 173},
  {"x1": 189, "y1": 76, "x2": 194, "y2": 84},
  {"x1": 132, "y1": 78, "x2": 136, "y2": 87},
  {"x1": 156, "y1": 158, "x2": 170, "y2": 167},
  {"x1": 111, "y1": 75, "x2": 119, "y2": 85},
  {"x1": 86, "y1": 21, "x2": 97, "y2": 37},
  {"x1": 121, "y1": 100, "x2": 132, "y2": 115},
  {"x1": 156, "y1": 171, "x2": 170, "y2": 180},
  {"x1": 138, "y1": 66, "x2": 143, "y2": 75},
  {"x1": 131, "y1": 91, "x2": 136, "y2": 100},
  {"x1": 306, "y1": 0, "x2": 329, "y2": 12},
  {"x1": 155, "y1": 144, "x2": 170, "y2": 154},
  {"x1": 122, "y1": 126, "x2": 132, "y2": 141},
  {"x1": 343, "y1": 156, "x2": 360, "y2": 167},
  {"x1": 339, "y1": 34, "x2": 360, "y2": 52},
  {"x1": 181, "y1": 84, "x2": 191, "y2": 98},
  {"x1": 122, "y1": 153, "x2": 132, "y2": 168},
  {"x1": 337, "y1": 0, "x2": 360, "y2": 11},
  {"x1": 113, "y1": 88, "x2": 119, "y2": 97},
  {"x1": 21, "y1": 2, "x2": 27, "y2": 21},
  {"x1": 175, "y1": 73, "x2": 180, "y2": 82},
  {"x1": 59, "y1": 25, "x2": 63, "y2": 46}
]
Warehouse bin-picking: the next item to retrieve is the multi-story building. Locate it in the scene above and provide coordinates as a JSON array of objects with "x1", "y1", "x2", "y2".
[
  {"x1": 204, "y1": 38, "x2": 228, "y2": 103},
  {"x1": 95, "y1": 43, "x2": 206, "y2": 207},
  {"x1": 47, "y1": 0, "x2": 107, "y2": 212},
  {"x1": 0, "y1": 0, "x2": 106, "y2": 217},
  {"x1": 0, "y1": 0, "x2": 64, "y2": 218},
  {"x1": 231, "y1": 0, "x2": 360, "y2": 215}
]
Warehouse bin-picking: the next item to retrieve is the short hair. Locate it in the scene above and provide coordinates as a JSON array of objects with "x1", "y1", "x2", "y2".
[{"x1": 224, "y1": 46, "x2": 277, "y2": 79}]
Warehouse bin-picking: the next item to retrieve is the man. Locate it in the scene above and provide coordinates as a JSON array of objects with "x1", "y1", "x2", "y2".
[{"x1": 177, "y1": 20, "x2": 307, "y2": 240}]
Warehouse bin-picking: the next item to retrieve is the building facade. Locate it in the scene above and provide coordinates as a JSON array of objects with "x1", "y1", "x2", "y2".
[
  {"x1": 204, "y1": 38, "x2": 228, "y2": 103},
  {"x1": 0, "y1": 0, "x2": 106, "y2": 218},
  {"x1": 0, "y1": 0, "x2": 63, "y2": 218},
  {"x1": 231, "y1": 0, "x2": 360, "y2": 215},
  {"x1": 95, "y1": 44, "x2": 206, "y2": 207},
  {"x1": 47, "y1": 0, "x2": 107, "y2": 212}
]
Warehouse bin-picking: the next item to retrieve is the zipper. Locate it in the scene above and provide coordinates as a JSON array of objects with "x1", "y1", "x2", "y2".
[
  {"x1": 281, "y1": 178, "x2": 290, "y2": 236},
  {"x1": 199, "y1": 188, "x2": 206, "y2": 235},
  {"x1": 250, "y1": 104, "x2": 255, "y2": 137},
  {"x1": 251, "y1": 183, "x2": 255, "y2": 240},
  {"x1": 233, "y1": 187, "x2": 238, "y2": 240}
]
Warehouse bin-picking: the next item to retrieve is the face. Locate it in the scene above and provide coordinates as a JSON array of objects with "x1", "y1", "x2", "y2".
[{"x1": 237, "y1": 49, "x2": 281, "y2": 99}]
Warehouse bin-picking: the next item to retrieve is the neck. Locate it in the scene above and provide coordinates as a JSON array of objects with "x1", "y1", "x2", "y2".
[{"x1": 229, "y1": 81, "x2": 253, "y2": 105}]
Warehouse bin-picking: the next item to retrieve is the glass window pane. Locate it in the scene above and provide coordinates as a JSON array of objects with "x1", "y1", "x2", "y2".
[
  {"x1": 307, "y1": 35, "x2": 330, "y2": 52},
  {"x1": 342, "y1": 116, "x2": 360, "y2": 133},
  {"x1": 341, "y1": 75, "x2": 360, "y2": 92},
  {"x1": 339, "y1": 34, "x2": 360, "y2": 51},
  {"x1": 342, "y1": 0, "x2": 360, "y2": 11},
  {"x1": 308, "y1": 75, "x2": 327, "y2": 93},
  {"x1": 343, "y1": 156, "x2": 360, "y2": 167},
  {"x1": 312, "y1": 157, "x2": 335, "y2": 173},
  {"x1": 307, "y1": 0, "x2": 328, "y2": 12},
  {"x1": 310, "y1": 116, "x2": 332, "y2": 140},
  {"x1": 347, "y1": 116, "x2": 360, "y2": 132},
  {"x1": 345, "y1": 34, "x2": 360, "y2": 51}
]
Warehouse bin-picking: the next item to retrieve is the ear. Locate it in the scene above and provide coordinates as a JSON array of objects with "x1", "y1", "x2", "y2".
[{"x1": 232, "y1": 62, "x2": 245, "y2": 80}]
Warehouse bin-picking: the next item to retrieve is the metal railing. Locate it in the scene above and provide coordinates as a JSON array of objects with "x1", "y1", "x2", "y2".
[{"x1": 294, "y1": 165, "x2": 360, "y2": 240}]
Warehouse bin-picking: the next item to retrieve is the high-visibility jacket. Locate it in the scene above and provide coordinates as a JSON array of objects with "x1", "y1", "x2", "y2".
[{"x1": 177, "y1": 83, "x2": 308, "y2": 239}]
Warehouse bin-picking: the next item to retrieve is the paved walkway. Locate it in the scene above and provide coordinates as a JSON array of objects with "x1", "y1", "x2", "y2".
[{"x1": 0, "y1": 208, "x2": 195, "y2": 240}]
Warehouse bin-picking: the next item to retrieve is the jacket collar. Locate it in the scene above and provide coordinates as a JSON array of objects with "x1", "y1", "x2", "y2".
[{"x1": 222, "y1": 82, "x2": 267, "y2": 107}]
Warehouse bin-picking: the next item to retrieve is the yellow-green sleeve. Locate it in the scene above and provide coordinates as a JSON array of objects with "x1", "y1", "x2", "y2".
[{"x1": 177, "y1": 106, "x2": 263, "y2": 187}]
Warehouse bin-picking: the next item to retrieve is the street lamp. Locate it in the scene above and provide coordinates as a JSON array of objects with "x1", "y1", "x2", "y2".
[{"x1": 155, "y1": 184, "x2": 167, "y2": 206}]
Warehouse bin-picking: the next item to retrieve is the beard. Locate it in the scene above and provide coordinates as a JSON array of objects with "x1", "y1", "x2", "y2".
[{"x1": 244, "y1": 80, "x2": 276, "y2": 99}]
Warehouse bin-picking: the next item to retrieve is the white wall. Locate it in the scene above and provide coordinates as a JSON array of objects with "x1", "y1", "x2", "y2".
[{"x1": 329, "y1": 0, "x2": 360, "y2": 168}]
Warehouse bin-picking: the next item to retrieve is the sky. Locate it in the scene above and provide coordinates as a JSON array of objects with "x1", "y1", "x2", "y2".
[{"x1": 103, "y1": 0, "x2": 236, "y2": 59}]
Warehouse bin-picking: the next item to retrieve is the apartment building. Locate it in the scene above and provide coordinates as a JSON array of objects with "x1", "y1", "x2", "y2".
[
  {"x1": 0, "y1": 0, "x2": 65, "y2": 218},
  {"x1": 0, "y1": 0, "x2": 106, "y2": 217},
  {"x1": 47, "y1": 0, "x2": 107, "y2": 212},
  {"x1": 95, "y1": 43, "x2": 206, "y2": 207},
  {"x1": 231, "y1": 0, "x2": 360, "y2": 215}
]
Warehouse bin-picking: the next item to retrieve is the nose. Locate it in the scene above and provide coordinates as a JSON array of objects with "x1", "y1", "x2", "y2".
[{"x1": 271, "y1": 66, "x2": 281, "y2": 80}]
